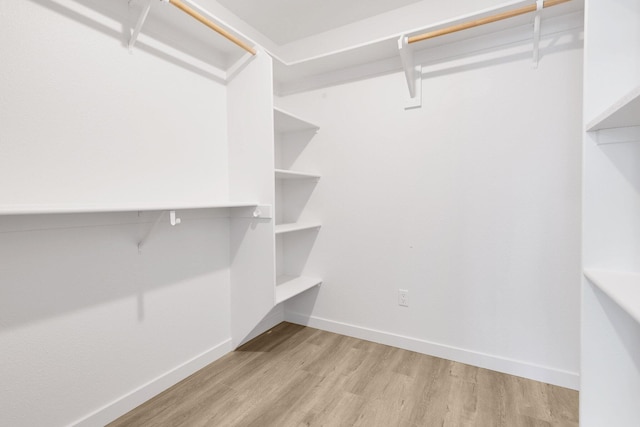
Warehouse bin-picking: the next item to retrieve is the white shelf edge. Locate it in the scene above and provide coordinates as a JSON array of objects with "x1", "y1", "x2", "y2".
[
  {"x1": 275, "y1": 275, "x2": 322, "y2": 304},
  {"x1": 584, "y1": 269, "x2": 640, "y2": 325},
  {"x1": 275, "y1": 169, "x2": 321, "y2": 180},
  {"x1": 275, "y1": 222, "x2": 322, "y2": 234},
  {"x1": 586, "y1": 85, "x2": 640, "y2": 132},
  {"x1": 0, "y1": 201, "x2": 260, "y2": 216},
  {"x1": 592, "y1": 126, "x2": 640, "y2": 145},
  {"x1": 273, "y1": 107, "x2": 319, "y2": 133}
]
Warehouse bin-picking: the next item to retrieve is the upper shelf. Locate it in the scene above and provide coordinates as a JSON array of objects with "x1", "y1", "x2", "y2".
[
  {"x1": 273, "y1": 1, "x2": 584, "y2": 95},
  {"x1": 273, "y1": 107, "x2": 319, "y2": 134},
  {"x1": 586, "y1": 85, "x2": 640, "y2": 132},
  {"x1": 0, "y1": 201, "x2": 260, "y2": 216},
  {"x1": 584, "y1": 269, "x2": 640, "y2": 325}
]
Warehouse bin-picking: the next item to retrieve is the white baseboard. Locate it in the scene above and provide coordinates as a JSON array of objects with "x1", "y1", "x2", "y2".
[
  {"x1": 285, "y1": 312, "x2": 579, "y2": 391},
  {"x1": 72, "y1": 339, "x2": 233, "y2": 427}
]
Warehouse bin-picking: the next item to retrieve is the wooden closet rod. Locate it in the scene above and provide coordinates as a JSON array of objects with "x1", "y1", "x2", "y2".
[
  {"x1": 167, "y1": 0, "x2": 256, "y2": 55},
  {"x1": 408, "y1": 0, "x2": 571, "y2": 44}
]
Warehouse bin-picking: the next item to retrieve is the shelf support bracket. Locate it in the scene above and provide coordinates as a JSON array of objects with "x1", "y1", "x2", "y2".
[
  {"x1": 532, "y1": 0, "x2": 543, "y2": 68},
  {"x1": 129, "y1": 0, "x2": 154, "y2": 52},
  {"x1": 169, "y1": 210, "x2": 182, "y2": 226},
  {"x1": 398, "y1": 35, "x2": 422, "y2": 110}
]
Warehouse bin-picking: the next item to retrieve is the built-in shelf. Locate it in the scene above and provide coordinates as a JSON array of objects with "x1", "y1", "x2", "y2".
[
  {"x1": 0, "y1": 201, "x2": 260, "y2": 216},
  {"x1": 275, "y1": 275, "x2": 322, "y2": 304},
  {"x1": 275, "y1": 169, "x2": 321, "y2": 180},
  {"x1": 584, "y1": 269, "x2": 640, "y2": 325},
  {"x1": 274, "y1": 107, "x2": 319, "y2": 133},
  {"x1": 586, "y1": 85, "x2": 640, "y2": 132},
  {"x1": 275, "y1": 222, "x2": 321, "y2": 234}
]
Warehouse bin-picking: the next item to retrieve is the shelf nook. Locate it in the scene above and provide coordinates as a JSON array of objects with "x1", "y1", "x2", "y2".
[{"x1": 273, "y1": 106, "x2": 322, "y2": 304}]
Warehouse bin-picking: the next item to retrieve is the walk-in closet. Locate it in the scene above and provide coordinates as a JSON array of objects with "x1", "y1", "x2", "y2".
[{"x1": 1, "y1": 0, "x2": 637, "y2": 425}]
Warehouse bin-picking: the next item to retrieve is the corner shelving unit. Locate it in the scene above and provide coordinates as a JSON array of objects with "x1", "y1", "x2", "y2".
[
  {"x1": 273, "y1": 106, "x2": 322, "y2": 304},
  {"x1": 581, "y1": 0, "x2": 640, "y2": 425}
]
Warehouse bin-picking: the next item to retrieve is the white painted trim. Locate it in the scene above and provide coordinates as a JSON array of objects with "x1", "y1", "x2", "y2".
[
  {"x1": 285, "y1": 312, "x2": 579, "y2": 391},
  {"x1": 71, "y1": 339, "x2": 233, "y2": 427}
]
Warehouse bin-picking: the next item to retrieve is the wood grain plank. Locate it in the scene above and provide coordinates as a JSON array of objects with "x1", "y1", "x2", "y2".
[{"x1": 108, "y1": 323, "x2": 578, "y2": 427}]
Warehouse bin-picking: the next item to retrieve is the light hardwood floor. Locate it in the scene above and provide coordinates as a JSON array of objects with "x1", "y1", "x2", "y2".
[{"x1": 109, "y1": 322, "x2": 579, "y2": 426}]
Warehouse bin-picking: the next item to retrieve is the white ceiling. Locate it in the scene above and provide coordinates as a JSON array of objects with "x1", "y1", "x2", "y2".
[{"x1": 215, "y1": 0, "x2": 424, "y2": 45}]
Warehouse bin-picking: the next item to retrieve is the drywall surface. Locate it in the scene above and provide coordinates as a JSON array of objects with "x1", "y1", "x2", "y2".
[
  {"x1": 0, "y1": 1, "x2": 232, "y2": 425},
  {"x1": 281, "y1": 32, "x2": 583, "y2": 389},
  {"x1": 0, "y1": 0, "x2": 229, "y2": 207},
  {"x1": 0, "y1": 214, "x2": 232, "y2": 427}
]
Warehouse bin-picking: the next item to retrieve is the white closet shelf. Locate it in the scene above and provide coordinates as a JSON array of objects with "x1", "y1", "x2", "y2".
[
  {"x1": 275, "y1": 275, "x2": 322, "y2": 304},
  {"x1": 275, "y1": 222, "x2": 322, "y2": 234},
  {"x1": 586, "y1": 85, "x2": 640, "y2": 131},
  {"x1": 584, "y1": 269, "x2": 640, "y2": 325},
  {"x1": 274, "y1": 107, "x2": 319, "y2": 133},
  {"x1": 275, "y1": 169, "x2": 321, "y2": 180},
  {"x1": 0, "y1": 201, "x2": 260, "y2": 216}
]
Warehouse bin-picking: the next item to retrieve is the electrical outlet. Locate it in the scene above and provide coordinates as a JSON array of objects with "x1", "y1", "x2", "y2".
[{"x1": 398, "y1": 289, "x2": 409, "y2": 307}]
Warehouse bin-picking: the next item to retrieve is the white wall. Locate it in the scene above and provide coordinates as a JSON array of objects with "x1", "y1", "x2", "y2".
[
  {"x1": 0, "y1": 1, "x2": 233, "y2": 425},
  {"x1": 281, "y1": 28, "x2": 583, "y2": 389},
  {"x1": 0, "y1": 0, "x2": 229, "y2": 207}
]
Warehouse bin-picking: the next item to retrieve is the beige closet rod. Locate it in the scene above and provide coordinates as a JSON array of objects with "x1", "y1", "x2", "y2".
[
  {"x1": 167, "y1": 0, "x2": 256, "y2": 55},
  {"x1": 408, "y1": 0, "x2": 571, "y2": 44}
]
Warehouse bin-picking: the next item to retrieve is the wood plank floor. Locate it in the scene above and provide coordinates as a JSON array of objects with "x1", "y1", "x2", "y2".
[{"x1": 109, "y1": 322, "x2": 579, "y2": 426}]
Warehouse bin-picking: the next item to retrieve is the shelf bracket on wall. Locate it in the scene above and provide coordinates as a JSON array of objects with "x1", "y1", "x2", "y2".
[
  {"x1": 398, "y1": 35, "x2": 422, "y2": 110},
  {"x1": 532, "y1": 0, "x2": 543, "y2": 68},
  {"x1": 230, "y1": 205, "x2": 272, "y2": 219},
  {"x1": 128, "y1": 0, "x2": 154, "y2": 52},
  {"x1": 169, "y1": 210, "x2": 182, "y2": 226}
]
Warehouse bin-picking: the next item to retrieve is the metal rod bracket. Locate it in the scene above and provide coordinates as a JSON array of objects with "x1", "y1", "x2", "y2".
[
  {"x1": 129, "y1": 0, "x2": 154, "y2": 52},
  {"x1": 169, "y1": 210, "x2": 182, "y2": 226},
  {"x1": 398, "y1": 36, "x2": 422, "y2": 109}
]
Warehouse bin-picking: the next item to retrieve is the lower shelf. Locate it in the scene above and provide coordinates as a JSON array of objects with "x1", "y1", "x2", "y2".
[
  {"x1": 275, "y1": 223, "x2": 321, "y2": 234},
  {"x1": 275, "y1": 275, "x2": 322, "y2": 304},
  {"x1": 584, "y1": 269, "x2": 640, "y2": 324}
]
